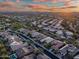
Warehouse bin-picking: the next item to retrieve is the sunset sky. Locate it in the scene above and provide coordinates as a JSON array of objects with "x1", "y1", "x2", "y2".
[{"x1": 0, "y1": 0, "x2": 79, "y2": 12}]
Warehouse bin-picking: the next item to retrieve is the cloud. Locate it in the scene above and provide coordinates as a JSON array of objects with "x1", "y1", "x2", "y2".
[
  {"x1": 27, "y1": 4, "x2": 78, "y2": 12},
  {"x1": 60, "y1": 6, "x2": 77, "y2": 9},
  {"x1": 33, "y1": 0, "x2": 70, "y2": 2},
  {"x1": 33, "y1": 0, "x2": 49, "y2": 2},
  {"x1": 27, "y1": 4, "x2": 49, "y2": 9},
  {"x1": 5, "y1": 0, "x2": 21, "y2": 2},
  {"x1": 0, "y1": 2, "x2": 16, "y2": 7},
  {"x1": 0, "y1": 2, "x2": 32, "y2": 12},
  {"x1": 27, "y1": 4, "x2": 50, "y2": 12},
  {"x1": 0, "y1": 0, "x2": 79, "y2": 12},
  {"x1": 16, "y1": 0, "x2": 21, "y2": 3}
]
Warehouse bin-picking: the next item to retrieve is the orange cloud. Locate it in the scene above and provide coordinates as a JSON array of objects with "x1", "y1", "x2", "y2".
[
  {"x1": 33, "y1": 0, "x2": 49, "y2": 2},
  {"x1": 0, "y1": 2, "x2": 32, "y2": 12},
  {"x1": 27, "y1": 4, "x2": 79, "y2": 12},
  {"x1": 50, "y1": 6, "x2": 79, "y2": 12},
  {"x1": 16, "y1": 0, "x2": 20, "y2": 3},
  {"x1": 27, "y1": 4, "x2": 49, "y2": 9},
  {"x1": 0, "y1": 1, "x2": 79, "y2": 12},
  {"x1": 27, "y1": 4, "x2": 51, "y2": 12},
  {"x1": 0, "y1": 2, "x2": 16, "y2": 7},
  {"x1": 33, "y1": 0, "x2": 71, "y2": 2}
]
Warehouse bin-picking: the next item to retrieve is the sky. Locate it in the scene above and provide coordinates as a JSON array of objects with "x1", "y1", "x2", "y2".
[{"x1": 0, "y1": 0, "x2": 79, "y2": 12}]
